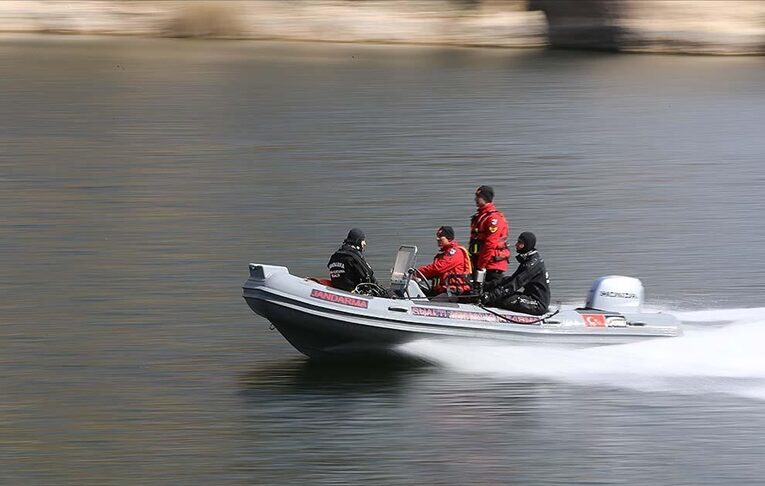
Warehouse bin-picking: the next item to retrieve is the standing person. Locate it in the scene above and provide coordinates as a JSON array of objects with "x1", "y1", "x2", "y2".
[
  {"x1": 327, "y1": 228, "x2": 377, "y2": 292},
  {"x1": 480, "y1": 232, "x2": 551, "y2": 315},
  {"x1": 469, "y1": 185, "x2": 510, "y2": 285},
  {"x1": 416, "y1": 226, "x2": 472, "y2": 296}
]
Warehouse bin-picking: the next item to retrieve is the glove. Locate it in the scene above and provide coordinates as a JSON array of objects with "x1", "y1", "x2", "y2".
[
  {"x1": 480, "y1": 288, "x2": 504, "y2": 305},
  {"x1": 483, "y1": 279, "x2": 498, "y2": 293}
]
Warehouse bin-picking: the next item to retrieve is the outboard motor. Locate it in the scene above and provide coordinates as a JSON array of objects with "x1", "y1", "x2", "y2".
[{"x1": 586, "y1": 275, "x2": 644, "y2": 313}]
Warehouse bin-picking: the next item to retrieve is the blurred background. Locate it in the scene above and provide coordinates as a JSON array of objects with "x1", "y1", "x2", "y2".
[
  {"x1": 2, "y1": 1, "x2": 765, "y2": 485},
  {"x1": 1, "y1": 0, "x2": 764, "y2": 53}
]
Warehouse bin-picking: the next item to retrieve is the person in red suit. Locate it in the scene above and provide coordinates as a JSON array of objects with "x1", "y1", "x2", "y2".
[
  {"x1": 469, "y1": 185, "x2": 510, "y2": 285},
  {"x1": 416, "y1": 226, "x2": 472, "y2": 296}
]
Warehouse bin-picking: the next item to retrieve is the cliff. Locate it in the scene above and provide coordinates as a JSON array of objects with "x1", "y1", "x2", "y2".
[
  {"x1": 529, "y1": 0, "x2": 765, "y2": 55},
  {"x1": 0, "y1": 0, "x2": 763, "y2": 55},
  {"x1": 0, "y1": 1, "x2": 546, "y2": 47}
]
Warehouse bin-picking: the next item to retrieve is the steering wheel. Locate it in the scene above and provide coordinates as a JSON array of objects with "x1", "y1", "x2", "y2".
[
  {"x1": 354, "y1": 282, "x2": 388, "y2": 297},
  {"x1": 412, "y1": 268, "x2": 432, "y2": 294}
]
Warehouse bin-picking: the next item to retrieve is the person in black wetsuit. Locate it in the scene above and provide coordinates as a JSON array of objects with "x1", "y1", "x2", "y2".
[
  {"x1": 327, "y1": 228, "x2": 378, "y2": 292},
  {"x1": 480, "y1": 231, "x2": 550, "y2": 315}
]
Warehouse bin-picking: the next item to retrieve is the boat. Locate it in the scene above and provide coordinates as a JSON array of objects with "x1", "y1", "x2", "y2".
[{"x1": 242, "y1": 245, "x2": 682, "y2": 359}]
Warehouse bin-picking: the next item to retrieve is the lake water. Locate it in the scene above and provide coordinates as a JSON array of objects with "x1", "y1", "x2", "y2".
[{"x1": 2, "y1": 35, "x2": 765, "y2": 484}]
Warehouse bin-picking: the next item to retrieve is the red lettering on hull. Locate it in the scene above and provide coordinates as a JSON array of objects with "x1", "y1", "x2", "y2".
[
  {"x1": 411, "y1": 307, "x2": 539, "y2": 325},
  {"x1": 310, "y1": 289, "x2": 369, "y2": 309}
]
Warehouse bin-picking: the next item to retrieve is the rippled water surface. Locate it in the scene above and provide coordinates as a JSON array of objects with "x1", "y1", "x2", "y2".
[{"x1": 2, "y1": 36, "x2": 765, "y2": 484}]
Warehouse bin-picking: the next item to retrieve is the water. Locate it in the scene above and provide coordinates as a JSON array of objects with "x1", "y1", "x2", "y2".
[
  {"x1": 2, "y1": 35, "x2": 765, "y2": 484},
  {"x1": 403, "y1": 308, "x2": 765, "y2": 400}
]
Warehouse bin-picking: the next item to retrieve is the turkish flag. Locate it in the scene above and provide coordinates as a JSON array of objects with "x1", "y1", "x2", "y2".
[{"x1": 582, "y1": 314, "x2": 607, "y2": 327}]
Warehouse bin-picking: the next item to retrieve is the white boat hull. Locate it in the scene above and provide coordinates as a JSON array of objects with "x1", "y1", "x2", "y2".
[{"x1": 243, "y1": 264, "x2": 682, "y2": 359}]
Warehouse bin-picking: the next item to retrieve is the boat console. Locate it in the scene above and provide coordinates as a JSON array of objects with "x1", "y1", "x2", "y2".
[{"x1": 389, "y1": 245, "x2": 427, "y2": 299}]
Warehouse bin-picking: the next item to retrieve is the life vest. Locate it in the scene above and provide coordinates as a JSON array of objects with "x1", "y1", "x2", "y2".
[
  {"x1": 434, "y1": 245, "x2": 473, "y2": 295},
  {"x1": 469, "y1": 209, "x2": 510, "y2": 263}
]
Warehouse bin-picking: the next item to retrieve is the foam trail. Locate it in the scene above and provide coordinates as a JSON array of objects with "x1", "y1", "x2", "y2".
[
  {"x1": 674, "y1": 307, "x2": 765, "y2": 323},
  {"x1": 399, "y1": 307, "x2": 765, "y2": 400}
]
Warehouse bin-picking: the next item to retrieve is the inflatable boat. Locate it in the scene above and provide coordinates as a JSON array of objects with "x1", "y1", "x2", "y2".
[{"x1": 243, "y1": 246, "x2": 682, "y2": 359}]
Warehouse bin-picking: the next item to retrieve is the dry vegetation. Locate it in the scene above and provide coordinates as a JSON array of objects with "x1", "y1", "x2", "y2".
[{"x1": 162, "y1": 1, "x2": 245, "y2": 38}]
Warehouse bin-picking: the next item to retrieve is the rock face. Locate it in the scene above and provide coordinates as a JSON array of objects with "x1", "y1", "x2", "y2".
[
  {"x1": 528, "y1": 0, "x2": 765, "y2": 55},
  {"x1": 0, "y1": 0, "x2": 762, "y2": 55},
  {"x1": 528, "y1": 0, "x2": 624, "y2": 51},
  {"x1": 621, "y1": 0, "x2": 765, "y2": 55},
  {"x1": 0, "y1": 0, "x2": 548, "y2": 47}
]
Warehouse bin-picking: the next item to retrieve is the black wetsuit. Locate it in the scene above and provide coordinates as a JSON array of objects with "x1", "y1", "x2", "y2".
[
  {"x1": 327, "y1": 244, "x2": 377, "y2": 292},
  {"x1": 484, "y1": 250, "x2": 550, "y2": 315}
]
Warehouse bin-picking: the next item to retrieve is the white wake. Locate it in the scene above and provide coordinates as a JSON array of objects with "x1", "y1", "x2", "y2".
[{"x1": 399, "y1": 307, "x2": 765, "y2": 401}]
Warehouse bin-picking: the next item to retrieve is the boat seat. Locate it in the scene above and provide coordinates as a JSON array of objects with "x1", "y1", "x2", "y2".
[{"x1": 307, "y1": 277, "x2": 334, "y2": 287}]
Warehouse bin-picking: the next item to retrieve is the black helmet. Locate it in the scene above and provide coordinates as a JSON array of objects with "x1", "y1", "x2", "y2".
[
  {"x1": 517, "y1": 231, "x2": 536, "y2": 253},
  {"x1": 344, "y1": 228, "x2": 366, "y2": 247}
]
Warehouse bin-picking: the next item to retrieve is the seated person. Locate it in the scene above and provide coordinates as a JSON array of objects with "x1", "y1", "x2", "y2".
[
  {"x1": 480, "y1": 232, "x2": 550, "y2": 315},
  {"x1": 327, "y1": 228, "x2": 378, "y2": 292},
  {"x1": 416, "y1": 226, "x2": 472, "y2": 297}
]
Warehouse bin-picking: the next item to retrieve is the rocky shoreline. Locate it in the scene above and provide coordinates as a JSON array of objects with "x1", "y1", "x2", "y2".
[{"x1": 0, "y1": 0, "x2": 762, "y2": 55}]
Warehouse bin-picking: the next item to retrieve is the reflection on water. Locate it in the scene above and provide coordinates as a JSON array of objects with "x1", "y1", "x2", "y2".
[
  {"x1": 240, "y1": 357, "x2": 765, "y2": 485},
  {"x1": 2, "y1": 36, "x2": 765, "y2": 484},
  {"x1": 240, "y1": 359, "x2": 553, "y2": 485},
  {"x1": 241, "y1": 358, "x2": 429, "y2": 395}
]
